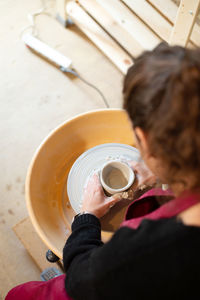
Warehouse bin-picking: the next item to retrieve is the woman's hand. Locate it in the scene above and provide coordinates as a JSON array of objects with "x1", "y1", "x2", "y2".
[
  {"x1": 81, "y1": 173, "x2": 122, "y2": 219},
  {"x1": 128, "y1": 160, "x2": 157, "y2": 189}
]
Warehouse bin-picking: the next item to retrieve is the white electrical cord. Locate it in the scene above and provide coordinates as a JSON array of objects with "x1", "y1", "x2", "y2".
[
  {"x1": 61, "y1": 67, "x2": 109, "y2": 108},
  {"x1": 21, "y1": 0, "x2": 110, "y2": 108},
  {"x1": 20, "y1": 0, "x2": 52, "y2": 37}
]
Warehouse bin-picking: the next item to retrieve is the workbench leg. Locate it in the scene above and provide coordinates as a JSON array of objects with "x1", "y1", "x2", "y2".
[
  {"x1": 169, "y1": 0, "x2": 200, "y2": 46},
  {"x1": 56, "y1": 0, "x2": 73, "y2": 27}
]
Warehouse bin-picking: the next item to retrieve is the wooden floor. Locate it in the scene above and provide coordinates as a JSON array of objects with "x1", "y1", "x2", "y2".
[{"x1": 0, "y1": 1, "x2": 123, "y2": 298}]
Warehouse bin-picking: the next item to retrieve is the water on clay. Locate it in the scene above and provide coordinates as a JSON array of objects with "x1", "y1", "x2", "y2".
[{"x1": 105, "y1": 167, "x2": 128, "y2": 189}]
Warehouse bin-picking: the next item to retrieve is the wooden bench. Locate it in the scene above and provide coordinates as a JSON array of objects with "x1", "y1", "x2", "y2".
[{"x1": 56, "y1": 0, "x2": 200, "y2": 74}]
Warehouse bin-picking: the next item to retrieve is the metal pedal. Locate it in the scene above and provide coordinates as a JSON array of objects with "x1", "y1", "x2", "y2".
[{"x1": 40, "y1": 267, "x2": 63, "y2": 281}]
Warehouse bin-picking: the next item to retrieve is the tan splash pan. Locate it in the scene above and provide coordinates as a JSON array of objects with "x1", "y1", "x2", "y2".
[{"x1": 26, "y1": 109, "x2": 135, "y2": 258}]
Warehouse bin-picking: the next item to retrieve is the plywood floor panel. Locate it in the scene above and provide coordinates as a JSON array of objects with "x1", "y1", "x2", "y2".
[{"x1": 0, "y1": 1, "x2": 123, "y2": 298}]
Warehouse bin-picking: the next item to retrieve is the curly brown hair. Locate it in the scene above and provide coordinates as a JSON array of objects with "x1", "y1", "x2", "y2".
[{"x1": 123, "y1": 42, "x2": 200, "y2": 188}]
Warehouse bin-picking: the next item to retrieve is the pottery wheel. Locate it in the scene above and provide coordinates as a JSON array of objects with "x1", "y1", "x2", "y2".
[
  {"x1": 67, "y1": 143, "x2": 140, "y2": 215},
  {"x1": 26, "y1": 109, "x2": 140, "y2": 257}
]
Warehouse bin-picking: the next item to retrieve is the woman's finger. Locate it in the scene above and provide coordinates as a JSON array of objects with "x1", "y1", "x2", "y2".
[
  {"x1": 84, "y1": 173, "x2": 101, "y2": 190},
  {"x1": 105, "y1": 194, "x2": 123, "y2": 208},
  {"x1": 128, "y1": 160, "x2": 139, "y2": 170}
]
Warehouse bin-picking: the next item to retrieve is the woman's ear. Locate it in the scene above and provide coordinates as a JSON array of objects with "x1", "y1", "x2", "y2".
[
  {"x1": 134, "y1": 127, "x2": 150, "y2": 158},
  {"x1": 134, "y1": 127, "x2": 160, "y2": 179}
]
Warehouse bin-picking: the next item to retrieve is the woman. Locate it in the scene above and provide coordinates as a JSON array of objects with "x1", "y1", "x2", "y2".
[
  {"x1": 63, "y1": 43, "x2": 200, "y2": 300},
  {"x1": 6, "y1": 43, "x2": 200, "y2": 299}
]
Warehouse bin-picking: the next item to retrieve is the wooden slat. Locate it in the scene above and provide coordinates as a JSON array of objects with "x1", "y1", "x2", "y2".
[
  {"x1": 147, "y1": 0, "x2": 177, "y2": 24},
  {"x1": 148, "y1": 0, "x2": 200, "y2": 47},
  {"x1": 56, "y1": 0, "x2": 67, "y2": 22},
  {"x1": 78, "y1": 0, "x2": 143, "y2": 58},
  {"x1": 66, "y1": 1, "x2": 133, "y2": 74},
  {"x1": 169, "y1": 0, "x2": 200, "y2": 46},
  {"x1": 13, "y1": 217, "x2": 63, "y2": 272},
  {"x1": 121, "y1": 0, "x2": 171, "y2": 41},
  {"x1": 95, "y1": 0, "x2": 160, "y2": 51}
]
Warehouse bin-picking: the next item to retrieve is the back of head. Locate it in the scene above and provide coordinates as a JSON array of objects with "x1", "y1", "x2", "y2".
[{"x1": 123, "y1": 42, "x2": 200, "y2": 189}]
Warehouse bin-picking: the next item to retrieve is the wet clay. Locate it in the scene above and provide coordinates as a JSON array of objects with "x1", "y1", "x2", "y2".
[{"x1": 105, "y1": 168, "x2": 128, "y2": 189}]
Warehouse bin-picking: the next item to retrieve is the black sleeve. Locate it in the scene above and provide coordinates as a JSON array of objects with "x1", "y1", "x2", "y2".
[
  {"x1": 63, "y1": 213, "x2": 103, "y2": 299},
  {"x1": 63, "y1": 214, "x2": 192, "y2": 300},
  {"x1": 63, "y1": 213, "x2": 141, "y2": 300}
]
